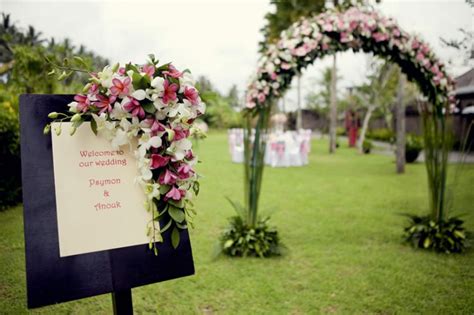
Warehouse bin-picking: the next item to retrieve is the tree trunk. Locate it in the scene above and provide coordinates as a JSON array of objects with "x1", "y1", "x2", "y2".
[
  {"x1": 395, "y1": 74, "x2": 406, "y2": 174},
  {"x1": 358, "y1": 105, "x2": 375, "y2": 153},
  {"x1": 296, "y1": 74, "x2": 302, "y2": 130},
  {"x1": 329, "y1": 54, "x2": 337, "y2": 153}
]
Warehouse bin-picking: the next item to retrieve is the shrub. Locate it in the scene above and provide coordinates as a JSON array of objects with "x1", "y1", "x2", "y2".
[
  {"x1": 403, "y1": 215, "x2": 468, "y2": 253},
  {"x1": 220, "y1": 216, "x2": 282, "y2": 257},
  {"x1": 336, "y1": 127, "x2": 346, "y2": 136},
  {"x1": 0, "y1": 102, "x2": 22, "y2": 210},
  {"x1": 405, "y1": 134, "x2": 423, "y2": 163},
  {"x1": 366, "y1": 128, "x2": 394, "y2": 143},
  {"x1": 362, "y1": 139, "x2": 373, "y2": 154}
]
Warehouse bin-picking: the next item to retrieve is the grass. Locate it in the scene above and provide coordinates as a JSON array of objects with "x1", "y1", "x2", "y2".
[{"x1": 1, "y1": 131, "x2": 473, "y2": 314}]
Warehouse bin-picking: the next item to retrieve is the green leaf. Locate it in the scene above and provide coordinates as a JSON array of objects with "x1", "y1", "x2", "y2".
[
  {"x1": 159, "y1": 185, "x2": 171, "y2": 194},
  {"x1": 160, "y1": 219, "x2": 172, "y2": 233},
  {"x1": 169, "y1": 206, "x2": 185, "y2": 223},
  {"x1": 90, "y1": 118, "x2": 98, "y2": 135},
  {"x1": 125, "y1": 63, "x2": 140, "y2": 73},
  {"x1": 423, "y1": 237, "x2": 431, "y2": 248},
  {"x1": 168, "y1": 199, "x2": 184, "y2": 208},
  {"x1": 171, "y1": 227, "x2": 180, "y2": 249},
  {"x1": 142, "y1": 102, "x2": 155, "y2": 114},
  {"x1": 453, "y1": 230, "x2": 465, "y2": 239},
  {"x1": 223, "y1": 239, "x2": 234, "y2": 249}
]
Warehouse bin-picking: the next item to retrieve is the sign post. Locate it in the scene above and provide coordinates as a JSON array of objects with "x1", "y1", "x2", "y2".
[{"x1": 19, "y1": 94, "x2": 195, "y2": 311}]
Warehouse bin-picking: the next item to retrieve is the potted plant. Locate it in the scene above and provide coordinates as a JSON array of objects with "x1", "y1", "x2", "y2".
[
  {"x1": 362, "y1": 139, "x2": 373, "y2": 154},
  {"x1": 405, "y1": 134, "x2": 423, "y2": 163}
]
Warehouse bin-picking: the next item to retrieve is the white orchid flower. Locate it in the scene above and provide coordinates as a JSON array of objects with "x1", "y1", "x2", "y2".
[
  {"x1": 167, "y1": 102, "x2": 192, "y2": 120},
  {"x1": 111, "y1": 128, "x2": 129, "y2": 149},
  {"x1": 151, "y1": 77, "x2": 165, "y2": 93},
  {"x1": 92, "y1": 113, "x2": 116, "y2": 141},
  {"x1": 168, "y1": 138, "x2": 192, "y2": 160},
  {"x1": 144, "y1": 181, "x2": 160, "y2": 200},
  {"x1": 132, "y1": 89, "x2": 147, "y2": 101},
  {"x1": 68, "y1": 101, "x2": 79, "y2": 113},
  {"x1": 138, "y1": 132, "x2": 162, "y2": 157},
  {"x1": 178, "y1": 72, "x2": 196, "y2": 93},
  {"x1": 110, "y1": 102, "x2": 131, "y2": 120},
  {"x1": 97, "y1": 66, "x2": 114, "y2": 88}
]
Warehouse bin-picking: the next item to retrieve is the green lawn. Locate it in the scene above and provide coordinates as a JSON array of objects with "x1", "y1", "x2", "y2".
[{"x1": 1, "y1": 132, "x2": 473, "y2": 314}]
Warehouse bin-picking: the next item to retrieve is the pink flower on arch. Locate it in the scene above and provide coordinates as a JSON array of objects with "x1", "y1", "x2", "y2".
[
  {"x1": 123, "y1": 97, "x2": 145, "y2": 118},
  {"x1": 158, "y1": 169, "x2": 178, "y2": 185},
  {"x1": 165, "y1": 186, "x2": 185, "y2": 201},
  {"x1": 373, "y1": 32, "x2": 388, "y2": 42},
  {"x1": 95, "y1": 94, "x2": 117, "y2": 114},
  {"x1": 184, "y1": 86, "x2": 199, "y2": 105},
  {"x1": 74, "y1": 94, "x2": 91, "y2": 112},
  {"x1": 162, "y1": 80, "x2": 178, "y2": 104},
  {"x1": 110, "y1": 77, "x2": 131, "y2": 96}
]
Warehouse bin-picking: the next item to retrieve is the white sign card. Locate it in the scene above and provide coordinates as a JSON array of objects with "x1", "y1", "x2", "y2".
[{"x1": 51, "y1": 122, "x2": 150, "y2": 257}]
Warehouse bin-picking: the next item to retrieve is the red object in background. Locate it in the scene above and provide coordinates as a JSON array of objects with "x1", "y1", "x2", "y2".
[{"x1": 345, "y1": 110, "x2": 360, "y2": 147}]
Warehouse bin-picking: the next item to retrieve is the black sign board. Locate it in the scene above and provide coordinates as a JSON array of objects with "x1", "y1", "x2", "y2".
[{"x1": 19, "y1": 94, "x2": 195, "y2": 310}]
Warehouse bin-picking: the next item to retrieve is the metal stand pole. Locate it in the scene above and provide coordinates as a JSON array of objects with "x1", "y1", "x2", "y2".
[{"x1": 112, "y1": 288, "x2": 133, "y2": 315}]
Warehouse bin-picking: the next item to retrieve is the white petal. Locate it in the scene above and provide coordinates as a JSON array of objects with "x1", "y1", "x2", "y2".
[
  {"x1": 149, "y1": 136, "x2": 162, "y2": 148},
  {"x1": 132, "y1": 89, "x2": 147, "y2": 100}
]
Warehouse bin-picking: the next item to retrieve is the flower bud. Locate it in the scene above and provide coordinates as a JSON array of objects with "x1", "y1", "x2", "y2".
[
  {"x1": 48, "y1": 112, "x2": 58, "y2": 119},
  {"x1": 112, "y1": 62, "x2": 120, "y2": 72},
  {"x1": 82, "y1": 83, "x2": 92, "y2": 93},
  {"x1": 43, "y1": 124, "x2": 51, "y2": 134},
  {"x1": 69, "y1": 126, "x2": 77, "y2": 136},
  {"x1": 54, "y1": 125, "x2": 62, "y2": 136},
  {"x1": 71, "y1": 113, "x2": 82, "y2": 122}
]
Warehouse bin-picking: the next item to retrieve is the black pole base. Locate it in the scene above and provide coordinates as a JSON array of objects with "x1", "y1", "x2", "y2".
[{"x1": 112, "y1": 289, "x2": 133, "y2": 315}]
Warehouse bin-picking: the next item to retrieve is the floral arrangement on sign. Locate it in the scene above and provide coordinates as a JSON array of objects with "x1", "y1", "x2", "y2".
[
  {"x1": 223, "y1": 7, "x2": 464, "y2": 256},
  {"x1": 45, "y1": 55, "x2": 206, "y2": 254}
]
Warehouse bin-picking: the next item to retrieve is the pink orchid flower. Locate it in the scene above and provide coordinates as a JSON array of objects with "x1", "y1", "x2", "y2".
[
  {"x1": 185, "y1": 150, "x2": 194, "y2": 160},
  {"x1": 150, "y1": 154, "x2": 170, "y2": 169},
  {"x1": 74, "y1": 94, "x2": 91, "y2": 112},
  {"x1": 142, "y1": 65, "x2": 155, "y2": 78},
  {"x1": 177, "y1": 163, "x2": 193, "y2": 180},
  {"x1": 184, "y1": 86, "x2": 199, "y2": 105},
  {"x1": 158, "y1": 169, "x2": 178, "y2": 185},
  {"x1": 95, "y1": 94, "x2": 117, "y2": 114},
  {"x1": 89, "y1": 83, "x2": 99, "y2": 95},
  {"x1": 165, "y1": 186, "x2": 185, "y2": 201},
  {"x1": 110, "y1": 77, "x2": 131, "y2": 96},
  {"x1": 142, "y1": 118, "x2": 166, "y2": 135},
  {"x1": 123, "y1": 98, "x2": 145, "y2": 118},
  {"x1": 163, "y1": 65, "x2": 182, "y2": 78},
  {"x1": 118, "y1": 67, "x2": 126, "y2": 75},
  {"x1": 173, "y1": 128, "x2": 190, "y2": 141},
  {"x1": 162, "y1": 80, "x2": 178, "y2": 104}
]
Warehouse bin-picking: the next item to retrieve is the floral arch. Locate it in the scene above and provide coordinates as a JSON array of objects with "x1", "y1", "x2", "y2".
[
  {"x1": 234, "y1": 8, "x2": 456, "y2": 254},
  {"x1": 246, "y1": 7, "x2": 455, "y2": 113}
]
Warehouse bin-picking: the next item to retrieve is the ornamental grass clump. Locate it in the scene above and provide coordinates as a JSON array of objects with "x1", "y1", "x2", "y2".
[
  {"x1": 403, "y1": 215, "x2": 467, "y2": 253},
  {"x1": 403, "y1": 103, "x2": 469, "y2": 254},
  {"x1": 221, "y1": 215, "x2": 282, "y2": 258}
]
